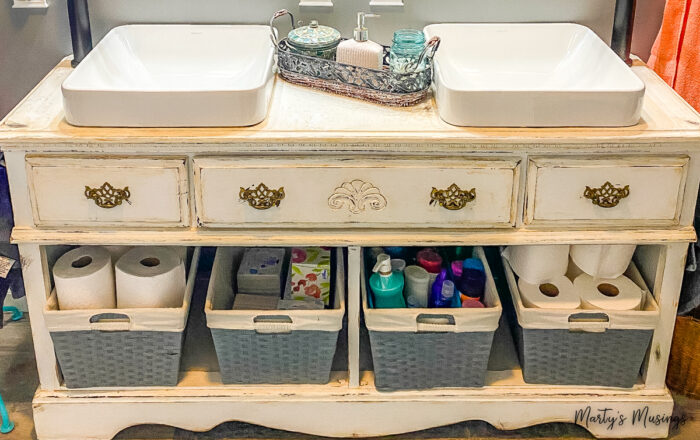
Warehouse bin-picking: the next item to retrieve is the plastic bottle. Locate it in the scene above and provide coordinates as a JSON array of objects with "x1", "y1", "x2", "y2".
[
  {"x1": 456, "y1": 258, "x2": 486, "y2": 301},
  {"x1": 432, "y1": 278, "x2": 455, "y2": 308},
  {"x1": 370, "y1": 254, "x2": 406, "y2": 308},
  {"x1": 428, "y1": 269, "x2": 450, "y2": 307}
]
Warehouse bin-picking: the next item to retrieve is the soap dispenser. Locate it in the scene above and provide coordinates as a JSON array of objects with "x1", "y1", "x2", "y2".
[
  {"x1": 370, "y1": 253, "x2": 406, "y2": 308},
  {"x1": 336, "y1": 12, "x2": 384, "y2": 70}
]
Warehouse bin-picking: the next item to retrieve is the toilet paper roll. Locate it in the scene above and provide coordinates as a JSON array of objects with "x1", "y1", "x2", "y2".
[
  {"x1": 570, "y1": 244, "x2": 636, "y2": 279},
  {"x1": 518, "y1": 276, "x2": 581, "y2": 309},
  {"x1": 502, "y1": 245, "x2": 570, "y2": 284},
  {"x1": 574, "y1": 273, "x2": 643, "y2": 311},
  {"x1": 116, "y1": 246, "x2": 186, "y2": 309},
  {"x1": 53, "y1": 246, "x2": 116, "y2": 310}
]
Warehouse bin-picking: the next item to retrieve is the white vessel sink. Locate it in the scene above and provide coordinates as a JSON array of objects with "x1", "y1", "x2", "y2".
[
  {"x1": 62, "y1": 25, "x2": 275, "y2": 127},
  {"x1": 424, "y1": 23, "x2": 645, "y2": 127}
]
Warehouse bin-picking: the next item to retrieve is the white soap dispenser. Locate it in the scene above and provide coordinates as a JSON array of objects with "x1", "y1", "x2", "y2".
[{"x1": 336, "y1": 12, "x2": 384, "y2": 70}]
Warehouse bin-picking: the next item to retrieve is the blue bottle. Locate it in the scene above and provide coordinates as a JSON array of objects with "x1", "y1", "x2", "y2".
[
  {"x1": 433, "y1": 279, "x2": 455, "y2": 308},
  {"x1": 370, "y1": 254, "x2": 406, "y2": 308},
  {"x1": 456, "y1": 258, "x2": 486, "y2": 301}
]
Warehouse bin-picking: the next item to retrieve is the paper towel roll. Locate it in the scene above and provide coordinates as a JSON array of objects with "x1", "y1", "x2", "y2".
[
  {"x1": 116, "y1": 246, "x2": 186, "y2": 309},
  {"x1": 503, "y1": 245, "x2": 570, "y2": 284},
  {"x1": 53, "y1": 246, "x2": 116, "y2": 310},
  {"x1": 518, "y1": 276, "x2": 581, "y2": 309},
  {"x1": 570, "y1": 244, "x2": 636, "y2": 279},
  {"x1": 574, "y1": 273, "x2": 643, "y2": 311}
]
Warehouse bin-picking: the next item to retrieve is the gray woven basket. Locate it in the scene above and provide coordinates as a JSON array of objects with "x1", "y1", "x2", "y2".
[
  {"x1": 513, "y1": 324, "x2": 652, "y2": 388},
  {"x1": 206, "y1": 247, "x2": 345, "y2": 385},
  {"x1": 52, "y1": 330, "x2": 183, "y2": 388},
  {"x1": 368, "y1": 329, "x2": 495, "y2": 391},
  {"x1": 45, "y1": 247, "x2": 199, "y2": 389},
  {"x1": 500, "y1": 250, "x2": 659, "y2": 388},
  {"x1": 211, "y1": 329, "x2": 340, "y2": 384},
  {"x1": 362, "y1": 246, "x2": 501, "y2": 391}
]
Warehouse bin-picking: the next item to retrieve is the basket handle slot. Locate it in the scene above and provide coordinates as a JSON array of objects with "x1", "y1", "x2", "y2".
[
  {"x1": 89, "y1": 313, "x2": 131, "y2": 332},
  {"x1": 568, "y1": 313, "x2": 610, "y2": 333},
  {"x1": 269, "y1": 9, "x2": 296, "y2": 50},
  {"x1": 416, "y1": 313, "x2": 456, "y2": 333},
  {"x1": 253, "y1": 315, "x2": 294, "y2": 334}
]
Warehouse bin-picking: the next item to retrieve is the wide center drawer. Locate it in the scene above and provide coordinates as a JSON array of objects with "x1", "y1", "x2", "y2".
[
  {"x1": 525, "y1": 156, "x2": 689, "y2": 226},
  {"x1": 26, "y1": 156, "x2": 189, "y2": 227},
  {"x1": 193, "y1": 157, "x2": 520, "y2": 228}
]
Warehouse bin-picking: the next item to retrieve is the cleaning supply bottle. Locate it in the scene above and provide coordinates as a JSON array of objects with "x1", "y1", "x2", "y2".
[
  {"x1": 432, "y1": 278, "x2": 455, "y2": 308},
  {"x1": 456, "y1": 258, "x2": 486, "y2": 302},
  {"x1": 428, "y1": 269, "x2": 449, "y2": 307},
  {"x1": 336, "y1": 12, "x2": 384, "y2": 70},
  {"x1": 370, "y1": 254, "x2": 406, "y2": 308}
]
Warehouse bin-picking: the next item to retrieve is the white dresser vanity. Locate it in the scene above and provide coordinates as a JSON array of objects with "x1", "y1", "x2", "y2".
[{"x1": 1, "y1": 57, "x2": 699, "y2": 439}]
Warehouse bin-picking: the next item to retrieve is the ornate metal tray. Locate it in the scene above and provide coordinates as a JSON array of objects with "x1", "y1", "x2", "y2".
[{"x1": 270, "y1": 10, "x2": 440, "y2": 107}]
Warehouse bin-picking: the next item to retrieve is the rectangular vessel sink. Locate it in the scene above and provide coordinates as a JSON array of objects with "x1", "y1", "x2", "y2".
[
  {"x1": 424, "y1": 23, "x2": 645, "y2": 127},
  {"x1": 62, "y1": 24, "x2": 275, "y2": 127}
]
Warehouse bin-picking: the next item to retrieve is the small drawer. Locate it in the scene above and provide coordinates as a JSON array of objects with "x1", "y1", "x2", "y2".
[
  {"x1": 525, "y1": 156, "x2": 689, "y2": 227},
  {"x1": 26, "y1": 156, "x2": 189, "y2": 227},
  {"x1": 193, "y1": 157, "x2": 520, "y2": 228}
]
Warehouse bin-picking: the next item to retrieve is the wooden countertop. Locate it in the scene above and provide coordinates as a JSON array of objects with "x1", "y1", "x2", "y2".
[{"x1": 1, "y1": 57, "x2": 699, "y2": 152}]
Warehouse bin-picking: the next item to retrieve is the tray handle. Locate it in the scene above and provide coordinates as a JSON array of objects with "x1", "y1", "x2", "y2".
[
  {"x1": 568, "y1": 312, "x2": 610, "y2": 333},
  {"x1": 416, "y1": 313, "x2": 456, "y2": 333},
  {"x1": 270, "y1": 9, "x2": 296, "y2": 50},
  {"x1": 407, "y1": 36, "x2": 441, "y2": 73},
  {"x1": 89, "y1": 313, "x2": 131, "y2": 332},
  {"x1": 253, "y1": 314, "x2": 294, "y2": 334}
]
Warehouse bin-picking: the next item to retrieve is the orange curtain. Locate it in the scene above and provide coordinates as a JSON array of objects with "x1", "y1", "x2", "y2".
[{"x1": 648, "y1": 0, "x2": 700, "y2": 111}]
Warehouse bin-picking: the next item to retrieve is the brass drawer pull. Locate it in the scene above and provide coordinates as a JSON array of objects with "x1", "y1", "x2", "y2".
[
  {"x1": 240, "y1": 183, "x2": 285, "y2": 210},
  {"x1": 84, "y1": 182, "x2": 131, "y2": 209},
  {"x1": 430, "y1": 183, "x2": 476, "y2": 210},
  {"x1": 583, "y1": 181, "x2": 630, "y2": 208}
]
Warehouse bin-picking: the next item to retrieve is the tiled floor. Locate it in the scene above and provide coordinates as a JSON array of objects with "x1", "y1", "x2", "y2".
[{"x1": 2, "y1": 315, "x2": 698, "y2": 440}]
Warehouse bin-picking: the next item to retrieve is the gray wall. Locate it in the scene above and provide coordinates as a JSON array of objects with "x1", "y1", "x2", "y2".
[
  {"x1": 0, "y1": 0, "x2": 71, "y2": 118},
  {"x1": 632, "y1": 0, "x2": 666, "y2": 61},
  {"x1": 89, "y1": 0, "x2": 615, "y2": 46},
  {"x1": 1, "y1": 0, "x2": 666, "y2": 119}
]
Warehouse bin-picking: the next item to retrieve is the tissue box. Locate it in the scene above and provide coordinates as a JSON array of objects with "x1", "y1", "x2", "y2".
[
  {"x1": 237, "y1": 248, "x2": 286, "y2": 296},
  {"x1": 290, "y1": 247, "x2": 331, "y2": 305}
]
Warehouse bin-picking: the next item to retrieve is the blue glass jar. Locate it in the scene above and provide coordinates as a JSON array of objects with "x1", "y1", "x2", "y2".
[{"x1": 389, "y1": 29, "x2": 427, "y2": 73}]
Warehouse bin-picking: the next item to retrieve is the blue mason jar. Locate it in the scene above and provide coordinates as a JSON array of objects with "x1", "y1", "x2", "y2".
[{"x1": 389, "y1": 29, "x2": 427, "y2": 73}]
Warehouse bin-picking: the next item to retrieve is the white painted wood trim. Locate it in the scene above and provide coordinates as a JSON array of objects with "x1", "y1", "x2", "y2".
[{"x1": 347, "y1": 246, "x2": 361, "y2": 388}]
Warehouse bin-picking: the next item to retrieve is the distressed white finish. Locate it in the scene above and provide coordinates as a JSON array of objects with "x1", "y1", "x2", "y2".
[
  {"x1": 26, "y1": 156, "x2": 189, "y2": 227},
  {"x1": 193, "y1": 157, "x2": 520, "y2": 228},
  {"x1": 1, "y1": 59, "x2": 700, "y2": 439},
  {"x1": 62, "y1": 25, "x2": 275, "y2": 127},
  {"x1": 526, "y1": 156, "x2": 689, "y2": 227},
  {"x1": 424, "y1": 23, "x2": 645, "y2": 127}
]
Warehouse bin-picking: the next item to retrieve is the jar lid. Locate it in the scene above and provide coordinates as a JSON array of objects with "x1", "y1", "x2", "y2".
[{"x1": 288, "y1": 20, "x2": 341, "y2": 50}]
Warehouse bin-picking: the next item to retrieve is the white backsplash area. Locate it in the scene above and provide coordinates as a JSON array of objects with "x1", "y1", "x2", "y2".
[{"x1": 88, "y1": 0, "x2": 616, "y2": 46}]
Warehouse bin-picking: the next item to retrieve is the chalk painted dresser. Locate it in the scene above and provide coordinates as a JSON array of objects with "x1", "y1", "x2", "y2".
[{"x1": 1, "y1": 57, "x2": 699, "y2": 439}]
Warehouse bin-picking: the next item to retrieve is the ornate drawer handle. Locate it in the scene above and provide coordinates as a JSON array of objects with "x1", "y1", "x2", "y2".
[
  {"x1": 430, "y1": 183, "x2": 476, "y2": 210},
  {"x1": 239, "y1": 183, "x2": 285, "y2": 210},
  {"x1": 583, "y1": 181, "x2": 630, "y2": 208},
  {"x1": 84, "y1": 182, "x2": 131, "y2": 209}
]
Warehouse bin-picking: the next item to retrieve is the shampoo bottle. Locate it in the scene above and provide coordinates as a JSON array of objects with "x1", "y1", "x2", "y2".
[
  {"x1": 336, "y1": 12, "x2": 384, "y2": 70},
  {"x1": 370, "y1": 254, "x2": 406, "y2": 308}
]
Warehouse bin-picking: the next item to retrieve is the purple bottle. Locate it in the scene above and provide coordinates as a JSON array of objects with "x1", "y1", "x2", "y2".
[
  {"x1": 456, "y1": 258, "x2": 486, "y2": 301},
  {"x1": 429, "y1": 269, "x2": 452, "y2": 308}
]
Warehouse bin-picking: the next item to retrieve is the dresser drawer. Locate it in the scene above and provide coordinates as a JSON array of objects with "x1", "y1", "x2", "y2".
[
  {"x1": 26, "y1": 156, "x2": 189, "y2": 227},
  {"x1": 525, "y1": 156, "x2": 689, "y2": 226},
  {"x1": 194, "y1": 157, "x2": 520, "y2": 228}
]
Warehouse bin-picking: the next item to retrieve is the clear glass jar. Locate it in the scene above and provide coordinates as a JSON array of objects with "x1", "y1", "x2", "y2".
[{"x1": 389, "y1": 29, "x2": 427, "y2": 73}]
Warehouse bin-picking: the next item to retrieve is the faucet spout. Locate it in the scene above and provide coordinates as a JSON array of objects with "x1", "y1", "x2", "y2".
[{"x1": 67, "y1": 0, "x2": 93, "y2": 67}]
